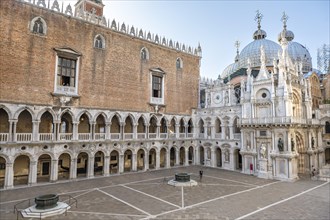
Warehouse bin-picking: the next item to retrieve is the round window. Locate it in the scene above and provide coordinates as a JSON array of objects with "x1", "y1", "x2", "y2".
[{"x1": 262, "y1": 93, "x2": 267, "y2": 98}]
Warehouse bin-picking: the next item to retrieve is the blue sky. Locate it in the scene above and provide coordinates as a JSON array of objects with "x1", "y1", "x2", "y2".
[{"x1": 68, "y1": 0, "x2": 329, "y2": 79}]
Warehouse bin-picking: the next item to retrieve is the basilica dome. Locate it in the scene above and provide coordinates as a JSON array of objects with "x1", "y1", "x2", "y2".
[
  {"x1": 221, "y1": 62, "x2": 238, "y2": 78},
  {"x1": 287, "y1": 41, "x2": 312, "y2": 72},
  {"x1": 238, "y1": 38, "x2": 281, "y2": 69}
]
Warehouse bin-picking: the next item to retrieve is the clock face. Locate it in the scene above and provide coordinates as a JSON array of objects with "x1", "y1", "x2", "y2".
[{"x1": 213, "y1": 93, "x2": 222, "y2": 104}]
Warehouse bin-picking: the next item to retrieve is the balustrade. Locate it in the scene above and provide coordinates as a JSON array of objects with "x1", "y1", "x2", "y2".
[
  {"x1": 0, "y1": 133, "x2": 9, "y2": 142},
  {"x1": 187, "y1": 133, "x2": 194, "y2": 138},
  {"x1": 95, "y1": 133, "x2": 105, "y2": 140},
  {"x1": 148, "y1": 133, "x2": 157, "y2": 139},
  {"x1": 59, "y1": 133, "x2": 72, "y2": 141},
  {"x1": 240, "y1": 117, "x2": 313, "y2": 125},
  {"x1": 39, "y1": 133, "x2": 54, "y2": 141},
  {"x1": 159, "y1": 133, "x2": 167, "y2": 139},
  {"x1": 78, "y1": 133, "x2": 90, "y2": 141},
  {"x1": 16, "y1": 133, "x2": 32, "y2": 142},
  {"x1": 179, "y1": 133, "x2": 186, "y2": 138},
  {"x1": 110, "y1": 133, "x2": 120, "y2": 140},
  {"x1": 124, "y1": 133, "x2": 134, "y2": 140},
  {"x1": 137, "y1": 133, "x2": 146, "y2": 139}
]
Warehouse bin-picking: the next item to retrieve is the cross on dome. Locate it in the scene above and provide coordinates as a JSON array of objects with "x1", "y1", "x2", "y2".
[
  {"x1": 281, "y1": 12, "x2": 289, "y2": 30},
  {"x1": 255, "y1": 10, "x2": 263, "y2": 30}
]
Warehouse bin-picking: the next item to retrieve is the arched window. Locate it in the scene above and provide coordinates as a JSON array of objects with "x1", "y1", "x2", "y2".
[
  {"x1": 30, "y1": 17, "x2": 47, "y2": 35},
  {"x1": 140, "y1": 47, "x2": 149, "y2": 60},
  {"x1": 94, "y1": 35, "x2": 105, "y2": 49},
  {"x1": 326, "y1": 121, "x2": 330, "y2": 134},
  {"x1": 176, "y1": 58, "x2": 183, "y2": 70}
]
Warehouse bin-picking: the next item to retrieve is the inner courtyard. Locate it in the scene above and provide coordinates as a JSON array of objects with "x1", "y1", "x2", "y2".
[{"x1": 1, "y1": 166, "x2": 329, "y2": 220}]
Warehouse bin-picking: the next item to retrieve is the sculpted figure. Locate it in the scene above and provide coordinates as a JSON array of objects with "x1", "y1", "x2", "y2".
[{"x1": 278, "y1": 138, "x2": 284, "y2": 152}]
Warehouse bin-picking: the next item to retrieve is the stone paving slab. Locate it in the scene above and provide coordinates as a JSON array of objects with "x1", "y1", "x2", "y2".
[{"x1": 0, "y1": 166, "x2": 329, "y2": 220}]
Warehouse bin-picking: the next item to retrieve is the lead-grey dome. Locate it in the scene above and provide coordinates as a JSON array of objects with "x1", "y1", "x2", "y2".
[
  {"x1": 287, "y1": 41, "x2": 312, "y2": 72},
  {"x1": 238, "y1": 39, "x2": 281, "y2": 69},
  {"x1": 221, "y1": 62, "x2": 239, "y2": 78}
]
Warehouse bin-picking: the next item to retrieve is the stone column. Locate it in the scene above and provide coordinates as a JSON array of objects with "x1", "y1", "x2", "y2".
[
  {"x1": 229, "y1": 149, "x2": 235, "y2": 170},
  {"x1": 156, "y1": 124, "x2": 160, "y2": 139},
  {"x1": 132, "y1": 153, "x2": 137, "y2": 171},
  {"x1": 88, "y1": 156, "x2": 94, "y2": 178},
  {"x1": 72, "y1": 122, "x2": 79, "y2": 141},
  {"x1": 103, "y1": 155, "x2": 110, "y2": 176},
  {"x1": 210, "y1": 125, "x2": 215, "y2": 139},
  {"x1": 133, "y1": 124, "x2": 138, "y2": 139},
  {"x1": 12, "y1": 120, "x2": 17, "y2": 142},
  {"x1": 119, "y1": 154, "x2": 124, "y2": 173},
  {"x1": 120, "y1": 123, "x2": 124, "y2": 140},
  {"x1": 175, "y1": 124, "x2": 180, "y2": 138},
  {"x1": 211, "y1": 148, "x2": 216, "y2": 167},
  {"x1": 175, "y1": 148, "x2": 180, "y2": 166},
  {"x1": 203, "y1": 125, "x2": 208, "y2": 139},
  {"x1": 32, "y1": 120, "x2": 40, "y2": 142},
  {"x1": 166, "y1": 150, "x2": 171, "y2": 168},
  {"x1": 221, "y1": 125, "x2": 225, "y2": 139},
  {"x1": 91, "y1": 122, "x2": 96, "y2": 140},
  {"x1": 28, "y1": 160, "x2": 37, "y2": 185},
  {"x1": 185, "y1": 148, "x2": 189, "y2": 166},
  {"x1": 55, "y1": 121, "x2": 60, "y2": 141},
  {"x1": 156, "y1": 152, "x2": 160, "y2": 169},
  {"x1": 144, "y1": 151, "x2": 149, "y2": 170},
  {"x1": 105, "y1": 122, "x2": 111, "y2": 140},
  {"x1": 50, "y1": 159, "x2": 58, "y2": 182},
  {"x1": 195, "y1": 147, "x2": 200, "y2": 165},
  {"x1": 6, "y1": 120, "x2": 12, "y2": 142},
  {"x1": 146, "y1": 124, "x2": 149, "y2": 139},
  {"x1": 229, "y1": 126, "x2": 234, "y2": 140},
  {"x1": 70, "y1": 158, "x2": 77, "y2": 179},
  {"x1": 4, "y1": 162, "x2": 13, "y2": 189}
]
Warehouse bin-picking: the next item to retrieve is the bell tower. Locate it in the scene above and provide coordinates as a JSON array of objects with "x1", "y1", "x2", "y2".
[{"x1": 75, "y1": 0, "x2": 105, "y2": 19}]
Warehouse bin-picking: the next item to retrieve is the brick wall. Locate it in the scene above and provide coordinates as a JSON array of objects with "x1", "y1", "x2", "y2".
[{"x1": 0, "y1": 0, "x2": 200, "y2": 115}]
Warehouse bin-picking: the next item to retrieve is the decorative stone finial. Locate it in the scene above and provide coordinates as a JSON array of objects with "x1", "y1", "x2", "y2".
[
  {"x1": 234, "y1": 40, "x2": 240, "y2": 62},
  {"x1": 281, "y1": 11, "x2": 289, "y2": 30},
  {"x1": 255, "y1": 10, "x2": 263, "y2": 30}
]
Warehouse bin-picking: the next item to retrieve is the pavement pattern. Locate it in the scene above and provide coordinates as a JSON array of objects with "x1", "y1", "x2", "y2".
[{"x1": 0, "y1": 166, "x2": 329, "y2": 220}]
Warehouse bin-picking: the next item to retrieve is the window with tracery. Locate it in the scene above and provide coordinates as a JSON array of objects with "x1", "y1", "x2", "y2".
[{"x1": 94, "y1": 35, "x2": 105, "y2": 49}]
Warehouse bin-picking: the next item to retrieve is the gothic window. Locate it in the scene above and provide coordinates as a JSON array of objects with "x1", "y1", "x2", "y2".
[
  {"x1": 94, "y1": 35, "x2": 105, "y2": 49},
  {"x1": 54, "y1": 48, "x2": 81, "y2": 95},
  {"x1": 30, "y1": 17, "x2": 47, "y2": 35},
  {"x1": 176, "y1": 57, "x2": 183, "y2": 70},
  {"x1": 140, "y1": 47, "x2": 149, "y2": 60},
  {"x1": 234, "y1": 85, "x2": 241, "y2": 104}
]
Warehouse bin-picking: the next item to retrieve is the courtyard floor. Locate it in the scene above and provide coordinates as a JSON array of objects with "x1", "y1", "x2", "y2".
[{"x1": 0, "y1": 166, "x2": 329, "y2": 220}]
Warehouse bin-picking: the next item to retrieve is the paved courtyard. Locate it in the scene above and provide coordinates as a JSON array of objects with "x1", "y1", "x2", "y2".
[{"x1": 0, "y1": 166, "x2": 329, "y2": 220}]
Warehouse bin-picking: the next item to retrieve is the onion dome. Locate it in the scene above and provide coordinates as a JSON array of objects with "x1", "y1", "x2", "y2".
[{"x1": 278, "y1": 12, "x2": 295, "y2": 42}]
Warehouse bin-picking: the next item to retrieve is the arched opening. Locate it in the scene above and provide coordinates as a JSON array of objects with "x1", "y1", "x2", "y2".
[
  {"x1": 235, "y1": 149, "x2": 242, "y2": 170},
  {"x1": 14, "y1": 155, "x2": 30, "y2": 186},
  {"x1": 58, "y1": 153, "x2": 70, "y2": 180},
  {"x1": 0, "y1": 109, "x2": 10, "y2": 142},
  {"x1": 199, "y1": 147, "x2": 204, "y2": 165},
  {"x1": 149, "y1": 117, "x2": 157, "y2": 138},
  {"x1": 188, "y1": 146, "x2": 194, "y2": 164},
  {"x1": 179, "y1": 147, "x2": 185, "y2": 165},
  {"x1": 179, "y1": 119, "x2": 185, "y2": 137},
  {"x1": 95, "y1": 114, "x2": 106, "y2": 140},
  {"x1": 296, "y1": 133, "x2": 307, "y2": 173},
  {"x1": 78, "y1": 113, "x2": 90, "y2": 141},
  {"x1": 137, "y1": 149, "x2": 145, "y2": 171},
  {"x1": 37, "y1": 154, "x2": 51, "y2": 183},
  {"x1": 110, "y1": 150, "x2": 119, "y2": 174},
  {"x1": 198, "y1": 120, "x2": 204, "y2": 138},
  {"x1": 170, "y1": 147, "x2": 176, "y2": 166},
  {"x1": 124, "y1": 116, "x2": 133, "y2": 140},
  {"x1": 0, "y1": 156, "x2": 6, "y2": 188},
  {"x1": 39, "y1": 111, "x2": 54, "y2": 141},
  {"x1": 137, "y1": 117, "x2": 146, "y2": 139},
  {"x1": 187, "y1": 119, "x2": 193, "y2": 137},
  {"x1": 160, "y1": 148, "x2": 167, "y2": 168},
  {"x1": 326, "y1": 121, "x2": 330, "y2": 134},
  {"x1": 169, "y1": 119, "x2": 176, "y2": 138},
  {"x1": 216, "y1": 148, "x2": 222, "y2": 167},
  {"x1": 17, "y1": 110, "x2": 32, "y2": 142},
  {"x1": 60, "y1": 112, "x2": 73, "y2": 140},
  {"x1": 124, "y1": 150, "x2": 132, "y2": 172},
  {"x1": 77, "y1": 152, "x2": 88, "y2": 178},
  {"x1": 94, "y1": 151, "x2": 104, "y2": 176},
  {"x1": 149, "y1": 148, "x2": 156, "y2": 169},
  {"x1": 110, "y1": 115, "x2": 120, "y2": 140},
  {"x1": 233, "y1": 118, "x2": 241, "y2": 135},
  {"x1": 325, "y1": 148, "x2": 330, "y2": 164},
  {"x1": 215, "y1": 118, "x2": 221, "y2": 138},
  {"x1": 160, "y1": 118, "x2": 167, "y2": 138}
]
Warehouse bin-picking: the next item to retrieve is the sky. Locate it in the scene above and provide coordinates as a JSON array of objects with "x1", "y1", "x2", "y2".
[{"x1": 65, "y1": 0, "x2": 329, "y2": 79}]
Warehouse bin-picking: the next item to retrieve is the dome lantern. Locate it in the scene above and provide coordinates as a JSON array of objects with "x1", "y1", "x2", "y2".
[
  {"x1": 278, "y1": 12, "x2": 294, "y2": 42},
  {"x1": 253, "y1": 10, "x2": 267, "y2": 40}
]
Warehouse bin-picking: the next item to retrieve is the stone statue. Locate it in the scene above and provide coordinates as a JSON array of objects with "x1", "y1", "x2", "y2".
[
  {"x1": 311, "y1": 137, "x2": 315, "y2": 148},
  {"x1": 291, "y1": 138, "x2": 295, "y2": 151},
  {"x1": 224, "y1": 91, "x2": 229, "y2": 104},
  {"x1": 259, "y1": 144, "x2": 266, "y2": 159},
  {"x1": 278, "y1": 138, "x2": 284, "y2": 152}
]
